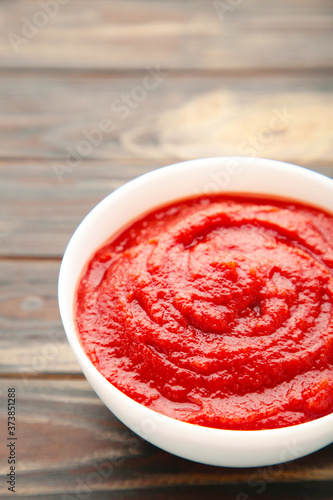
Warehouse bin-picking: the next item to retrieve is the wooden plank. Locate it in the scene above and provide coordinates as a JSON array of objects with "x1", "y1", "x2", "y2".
[
  {"x1": 0, "y1": 161, "x2": 159, "y2": 258},
  {"x1": 1, "y1": 484, "x2": 333, "y2": 500},
  {"x1": 1, "y1": 0, "x2": 333, "y2": 71},
  {"x1": 0, "y1": 259, "x2": 79, "y2": 374},
  {"x1": 1, "y1": 486, "x2": 333, "y2": 500},
  {"x1": 1, "y1": 162, "x2": 333, "y2": 259},
  {"x1": 0, "y1": 379, "x2": 332, "y2": 498},
  {"x1": 0, "y1": 73, "x2": 333, "y2": 162}
]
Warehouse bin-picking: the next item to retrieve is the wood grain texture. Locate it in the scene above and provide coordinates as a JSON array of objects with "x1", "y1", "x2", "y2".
[
  {"x1": 1, "y1": 0, "x2": 333, "y2": 71},
  {"x1": 0, "y1": 379, "x2": 332, "y2": 498},
  {"x1": 0, "y1": 161, "x2": 159, "y2": 257},
  {"x1": 2, "y1": 487, "x2": 333, "y2": 500},
  {"x1": 1, "y1": 162, "x2": 333, "y2": 258},
  {"x1": 0, "y1": 259, "x2": 79, "y2": 374},
  {"x1": 1, "y1": 73, "x2": 333, "y2": 162}
]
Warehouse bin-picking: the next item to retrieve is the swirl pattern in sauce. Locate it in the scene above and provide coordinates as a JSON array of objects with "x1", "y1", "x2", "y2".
[{"x1": 75, "y1": 196, "x2": 333, "y2": 430}]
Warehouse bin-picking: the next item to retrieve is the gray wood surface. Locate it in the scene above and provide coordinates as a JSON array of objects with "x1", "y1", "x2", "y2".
[
  {"x1": 0, "y1": 379, "x2": 333, "y2": 498},
  {"x1": 1, "y1": 0, "x2": 333, "y2": 498},
  {"x1": 1, "y1": 0, "x2": 333, "y2": 71}
]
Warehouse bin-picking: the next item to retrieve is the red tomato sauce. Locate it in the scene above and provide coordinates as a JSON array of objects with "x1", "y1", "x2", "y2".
[{"x1": 75, "y1": 195, "x2": 333, "y2": 430}]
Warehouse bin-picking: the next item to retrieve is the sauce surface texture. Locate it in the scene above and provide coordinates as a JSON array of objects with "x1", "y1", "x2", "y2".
[{"x1": 75, "y1": 195, "x2": 333, "y2": 430}]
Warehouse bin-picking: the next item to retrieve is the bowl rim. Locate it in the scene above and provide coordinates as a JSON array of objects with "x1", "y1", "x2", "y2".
[{"x1": 58, "y1": 156, "x2": 333, "y2": 467}]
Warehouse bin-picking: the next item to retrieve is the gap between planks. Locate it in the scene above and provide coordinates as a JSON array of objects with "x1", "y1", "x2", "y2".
[
  {"x1": 1, "y1": 67, "x2": 333, "y2": 79},
  {"x1": 0, "y1": 256, "x2": 62, "y2": 262},
  {"x1": 0, "y1": 372, "x2": 84, "y2": 380}
]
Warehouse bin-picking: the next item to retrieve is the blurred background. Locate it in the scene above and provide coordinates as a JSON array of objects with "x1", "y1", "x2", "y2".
[{"x1": 1, "y1": 0, "x2": 333, "y2": 498}]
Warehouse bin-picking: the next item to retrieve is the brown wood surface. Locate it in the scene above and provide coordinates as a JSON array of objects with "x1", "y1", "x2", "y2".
[{"x1": 1, "y1": 0, "x2": 333, "y2": 498}]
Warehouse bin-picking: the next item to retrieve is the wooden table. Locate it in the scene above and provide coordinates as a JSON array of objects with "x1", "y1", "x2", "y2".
[{"x1": 1, "y1": 1, "x2": 333, "y2": 498}]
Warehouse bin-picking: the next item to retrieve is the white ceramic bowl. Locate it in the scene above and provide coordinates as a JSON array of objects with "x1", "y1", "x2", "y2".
[{"x1": 58, "y1": 157, "x2": 333, "y2": 468}]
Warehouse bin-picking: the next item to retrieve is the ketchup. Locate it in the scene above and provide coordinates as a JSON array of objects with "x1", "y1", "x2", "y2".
[{"x1": 75, "y1": 195, "x2": 333, "y2": 430}]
